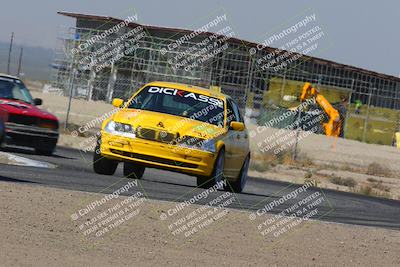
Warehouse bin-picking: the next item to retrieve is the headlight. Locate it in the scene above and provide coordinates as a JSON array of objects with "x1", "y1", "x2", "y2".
[
  {"x1": 198, "y1": 139, "x2": 216, "y2": 153},
  {"x1": 179, "y1": 136, "x2": 216, "y2": 153},
  {"x1": 104, "y1": 120, "x2": 136, "y2": 139}
]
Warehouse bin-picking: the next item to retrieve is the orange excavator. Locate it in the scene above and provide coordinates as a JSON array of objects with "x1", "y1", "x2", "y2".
[{"x1": 299, "y1": 82, "x2": 342, "y2": 137}]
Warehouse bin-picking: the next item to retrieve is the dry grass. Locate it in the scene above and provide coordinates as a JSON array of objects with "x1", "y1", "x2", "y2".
[
  {"x1": 249, "y1": 160, "x2": 271, "y2": 172},
  {"x1": 249, "y1": 148, "x2": 309, "y2": 173},
  {"x1": 367, "y1": 179, "x2": 391, "y2": 192},
  {"x1": 249, "y1": 152, "x2": 275, "y2": 172},
  {"x1": 358, "y1": 185, "x2": 373, "y2": 196},
  {"x1": 329, "y1": 176, "x2": 357, "y2": 187},
  {"x1": 304, "y1": 170, "x2": 313, "y2": 179},
  {"x1": 277, "y1": 152, "x2": 295, "y2": 165},
  {"x1": 354, "y1": 185, "x2": 392, "y2": 199},
  {"x1": 366, "y1": 162, "x2": 391, "y2": 177}
]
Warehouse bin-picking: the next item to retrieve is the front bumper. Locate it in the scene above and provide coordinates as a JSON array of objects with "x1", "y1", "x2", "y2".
[
  {"x1": 99, "y1": 131, "x2": 216, "y2": 177},
  {"x1": 5, "y1": 122, "x2": 59, "y2": 148}
]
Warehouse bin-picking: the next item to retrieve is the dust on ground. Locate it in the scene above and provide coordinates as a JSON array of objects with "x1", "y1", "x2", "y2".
[{"x1": 0, "y1": 181, "x2": 399, "y2": 267}]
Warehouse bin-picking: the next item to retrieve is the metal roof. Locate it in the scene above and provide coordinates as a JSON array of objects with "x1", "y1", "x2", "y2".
[{"x1": 58, "y1": 11, "x2": 400, "y2": 83}]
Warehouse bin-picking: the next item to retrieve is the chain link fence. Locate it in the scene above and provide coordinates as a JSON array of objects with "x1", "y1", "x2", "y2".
[{"x1": 48, "y1": 17, "x2": 400, "y2": 146}]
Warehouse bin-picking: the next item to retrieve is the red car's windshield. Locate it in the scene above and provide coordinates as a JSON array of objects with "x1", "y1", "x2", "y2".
[{"x1": 0, "y1": 77, "x2": 34, "y2": 104}]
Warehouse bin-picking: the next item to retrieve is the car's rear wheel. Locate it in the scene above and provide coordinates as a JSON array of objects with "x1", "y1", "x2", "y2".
[
  {"x1": 123, "y1": 162, "x2": 145, "y2": 179},
  {"x1": 197, "y1": 148, "x2": 225, "y2": 189},
  {"x1": 224, "y1": 155, "x2": 249, "y2": 193},
  {"x1": 93, "y1": 138, "x2": 118, "y2": 175}
]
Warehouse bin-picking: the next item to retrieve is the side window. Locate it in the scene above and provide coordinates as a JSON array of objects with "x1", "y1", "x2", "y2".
[{"x1": 230, "y1": 100, "x2": 243, "y2": 123}]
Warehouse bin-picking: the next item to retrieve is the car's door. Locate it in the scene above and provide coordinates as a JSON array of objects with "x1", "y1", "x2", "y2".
[
  {"x1": 230, "y1": 100, "x2": 249, "y2": 163},
  {"x1": 223, "y1": 99, "x2": 244, "y2": 178}
]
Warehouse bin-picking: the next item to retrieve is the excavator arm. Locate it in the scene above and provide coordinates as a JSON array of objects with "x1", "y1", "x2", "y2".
[{"x1": 300, "y1": 82, "x2": 342, "y2": 137}]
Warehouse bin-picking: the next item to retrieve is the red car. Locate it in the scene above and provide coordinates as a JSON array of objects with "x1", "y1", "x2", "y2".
[{"x1": 0, "y1": 74, "x2": 59, "y2": 155}]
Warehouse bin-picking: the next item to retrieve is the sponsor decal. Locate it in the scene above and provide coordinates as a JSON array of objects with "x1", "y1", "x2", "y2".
[{"x1": 147, "y1": 86, "x2": 223, "y2": 108}]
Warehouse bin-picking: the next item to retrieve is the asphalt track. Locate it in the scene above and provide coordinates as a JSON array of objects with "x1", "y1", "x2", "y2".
[{"x1": 0, "y1": 146, "x2": 399, "y2": 230}]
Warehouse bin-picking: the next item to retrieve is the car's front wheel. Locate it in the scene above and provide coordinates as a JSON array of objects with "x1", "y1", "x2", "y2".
[
  {"x1": 93, "y1": 138, "x2": 118, "y2": 175},
  {"x1": 224, "y1": 155, "x2": 249, "y2": 193},
  {"x1": 35, "y1": 140, "x2": 57, "y2": 155},
  {"x1": 123, "y1": 162, "x2": 145, "y2": 179},
  {"x1": 197, "y1": 148, "x2": 225, "y2": 189}
]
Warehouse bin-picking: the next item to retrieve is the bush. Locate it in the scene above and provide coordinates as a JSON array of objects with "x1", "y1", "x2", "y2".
[
  {"x1": 329, "y1": 176, "x2": 357, "y2": 187},
  {"x1": 367, "y1": 162, "x2": 390, "y2": 177},
  {"x1": 356, "y1": 186, "x2": 392, "y2": 199},
  {"x1": 249, "y1": 161, "x2": 271, "y2": 172},
  {"x1": 369, "y1": 180, "x2": 390, "y2": 192}
]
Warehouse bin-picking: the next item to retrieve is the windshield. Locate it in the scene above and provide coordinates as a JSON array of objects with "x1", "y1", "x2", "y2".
[
  {"x1": 127, "y1": 86, "x2": 225, "y2": 127},
  {"x1": 0, "y1": 78, "x2": 34, "y2": 104}
]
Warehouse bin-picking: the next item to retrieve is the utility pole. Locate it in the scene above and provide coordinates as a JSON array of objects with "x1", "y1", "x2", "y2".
[
  {"x1": 17, "y1": 47, "x2": 23, "y2": 76},
  {"x1": 7, "y1": 32, "x2": 14, "y2": 74}
]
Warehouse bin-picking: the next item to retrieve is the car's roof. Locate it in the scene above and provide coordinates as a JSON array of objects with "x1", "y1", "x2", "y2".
[
  {"x1": 0, "y1": 73, "x2": 20, "y2": 80},
  {"x1": 145, "y1": 81, "x2": 227, "y2": 99}
]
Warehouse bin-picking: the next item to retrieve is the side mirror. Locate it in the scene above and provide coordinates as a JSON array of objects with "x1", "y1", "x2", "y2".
[
  {"x1": 33, "y1": 98, "x2": 42, "y2": 106},
  {"x1": 112, "y1": 98, "x2": 124, "y2": 108},
  {"x1": 229, "y1": 121, "x2": 245, "y2": 131}
]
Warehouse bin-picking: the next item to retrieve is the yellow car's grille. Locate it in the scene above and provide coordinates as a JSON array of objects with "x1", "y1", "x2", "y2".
[
  {"x1": 159, "y1": 131, "x2": 175, "y2": 143},
  {"x1": 137, "y1": 127, "x2": 157, "y2": 141},
  {"x1": 136, "y1": 127, "x2": 176, "y2": 144}
]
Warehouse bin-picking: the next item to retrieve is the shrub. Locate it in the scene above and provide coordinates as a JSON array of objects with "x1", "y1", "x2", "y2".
[
  {"x1": 249, "y1": 161, "x2": 271, "y2": 172},
  {"x1": 369, "y1": 180, "x2": 390, "y2": 192},
  {"x1": 329, "y1": 176, "x2": 357, "y2": 187},
  {"x1": 367, "y1": 162, "x2": 390, "y2": 177}
]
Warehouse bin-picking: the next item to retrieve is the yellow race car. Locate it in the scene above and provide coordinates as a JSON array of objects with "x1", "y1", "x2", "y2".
[{"x1": 93, "y1": 81, "x2": 250, "y2": 192}]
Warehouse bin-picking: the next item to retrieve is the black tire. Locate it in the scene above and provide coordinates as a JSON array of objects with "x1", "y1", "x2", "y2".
[
  {"x1": 224, "y1": 155, "x2": 249, "y2": 193},
  {"x1": 35, "y1": 147, "x2": 55, "y2": 156},
  {"x1": 197, "y1": 148, "x2": 225, "y2": 189},
  {"x1": 93, "y1": 138, "x2": 118, "y2": 175},
  {"x1": 123, "y1": 162, "x2": 145, "y2": 179}
]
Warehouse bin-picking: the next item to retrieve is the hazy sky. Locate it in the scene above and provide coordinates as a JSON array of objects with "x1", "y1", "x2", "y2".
[{"x1": 0, "y1": 0, "x2": 399, "y2": 77}]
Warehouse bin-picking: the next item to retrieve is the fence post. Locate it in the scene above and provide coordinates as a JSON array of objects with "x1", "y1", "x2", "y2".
[
  {"x1": 64, "y1": 35, "x2": 77, "y2": 130},
  {"x1": 65, "y1": 68, "x2": 76, "y2": 130},
  {"x1": 106, "y1": 63, "x2": 117, "y2": 102},
  {"x1": 343, "y1": 78, "x2": 354, "y2": 138},
  {"x1": 362, "y1": 86, "x2": 372, "y2": 142},
  {"x1": 292, "y1": 109, "x2": 301, "y2": 161},
  {"x1": 279, "y1": 71, "x2": 286, "y2": 104}
]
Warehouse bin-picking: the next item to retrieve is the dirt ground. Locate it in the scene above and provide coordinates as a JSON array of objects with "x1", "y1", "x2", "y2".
[
  {"x1": 31, "y1": 90, "x2": 113, "y2": 127},
  {"x1": 247, "y1": 125, "x2": 400, "y2": 200},
  {"x1": 0, "y1": 181, "x2": 399, "y2": 267}
]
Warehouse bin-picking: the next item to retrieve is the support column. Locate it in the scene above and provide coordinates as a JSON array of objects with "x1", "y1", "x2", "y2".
[{"x1": 106, "y1": 63, "x2": 117, "y2": 102}]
